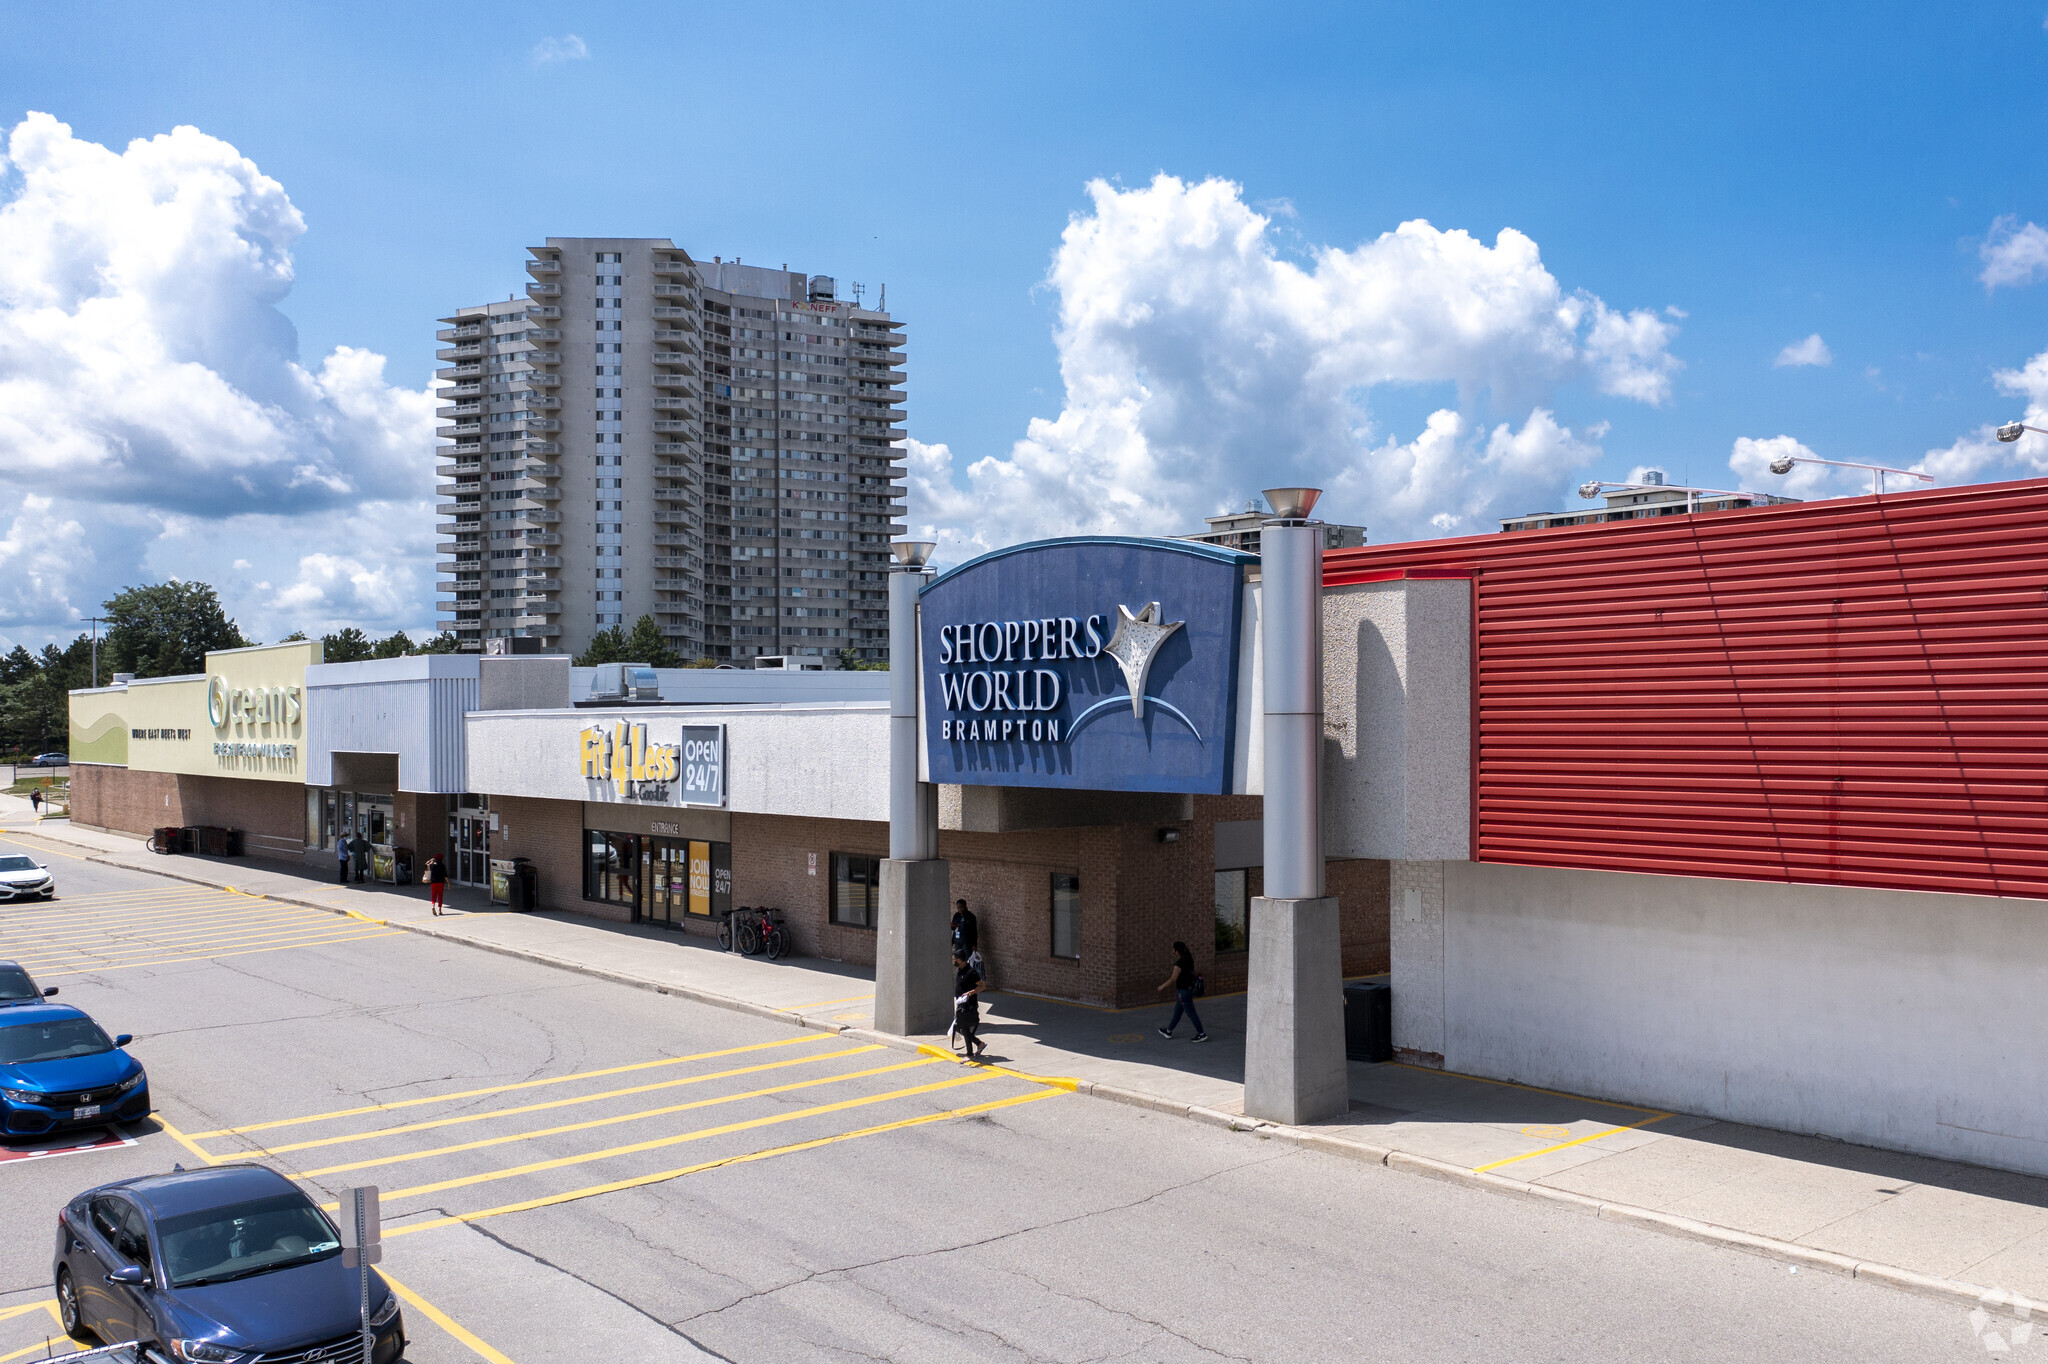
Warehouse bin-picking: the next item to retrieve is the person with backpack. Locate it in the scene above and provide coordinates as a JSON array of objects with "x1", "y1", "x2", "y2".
[
  {"x1": 425, "y1": 853, "x2": 448, "y2": 915},
  {"x1": 1156, "y1": 940, "x2": 1208, "y2": 1042}
]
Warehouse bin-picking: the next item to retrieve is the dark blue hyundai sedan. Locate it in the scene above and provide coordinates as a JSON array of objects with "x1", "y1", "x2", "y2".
[
  {"x1": 55, "y1": 1165, "x2": 406, "y2": 1362},
  {"x1": 0, "y1": 1003, "x2": 149, "y2": 1137}
]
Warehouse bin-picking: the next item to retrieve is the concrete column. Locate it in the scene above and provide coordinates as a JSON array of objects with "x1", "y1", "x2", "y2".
[
  {"x1": 1389, "y1": 859, "x2": 1446, "y2": 1068},
  {"x1": 876, "y1": 544, "x2": 949, "y2": 1036},
  {"x1": 1244, "y1": 495, "x2": 1349, "y2": 1125}
]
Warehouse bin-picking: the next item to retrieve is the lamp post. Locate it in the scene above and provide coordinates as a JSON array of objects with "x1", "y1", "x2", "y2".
[
  {"x1": 1242, "y1": 487, "x2": 1349, "y2": 1126},
  {"x1": 1765, "y1": 453, "x2": 1933, "y2": 496},
  {"x1": 875, "y1": 540, "x2": 950, "y2": 1037},
  {"x1": 1996, "y1": 421, "x2": 2048, "y2": 443}
]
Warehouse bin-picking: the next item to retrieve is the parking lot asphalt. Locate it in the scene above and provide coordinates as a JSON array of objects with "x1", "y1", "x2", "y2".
[{"x1": 0, "y1": 844, "x2": 2014, "y2": 1362}]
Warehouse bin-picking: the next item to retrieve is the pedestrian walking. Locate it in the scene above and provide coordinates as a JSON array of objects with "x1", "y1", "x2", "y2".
[
  {"x1": 953, "y1": 949, "x2": 987, "y2": 1062},
  {"x1": 350, "y1": 834, "x2": 370, "y2": 884},
  {"x1": 336, "y1": 837, "x2": 350, "y2": 885},
  {"x1": 950, "y1": 898, "x2": 979, "y2": 956},
  {"x1": 27, "y1": 789, "x2": 39, "y2": 815},
  {"x1": 425, "y1": 853, "x2": 448, "y2": 915},
  {"x1": 1156, "y1": 940, "x2": 1208, "y2": 1041}
]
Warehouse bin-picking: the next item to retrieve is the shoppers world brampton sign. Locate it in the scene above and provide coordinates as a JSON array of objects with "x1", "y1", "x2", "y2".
[{"x1": 919, "y1": 537, "x2": 1255, "y2": 794}]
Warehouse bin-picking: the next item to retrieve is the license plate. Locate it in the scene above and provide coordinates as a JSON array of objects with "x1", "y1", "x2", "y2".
[{"x1": 72, "y1": 1105, "x2": 99, "y2": 1119}]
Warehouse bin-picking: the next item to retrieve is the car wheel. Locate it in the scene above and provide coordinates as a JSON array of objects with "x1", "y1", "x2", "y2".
[{"x1": 56, "y1": 1267, "x2": 90, "y2": 1342}]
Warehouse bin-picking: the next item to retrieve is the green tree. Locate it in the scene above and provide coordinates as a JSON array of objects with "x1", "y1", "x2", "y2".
[
  {"x1": 279, "y1": 631, "x2": 309, "y2": 642},
  {"x1": 837, "y1": 647, "x2": 888, "y2": 672},
  {"x1": 622, "y1": 615, "x2": 683, "y2": 669},
  {"x1": 102, "y1": 582, "x2": 248, "y2": 679},
  {"x1": 321, "y1": 627, "x2": 373, "y2": 663},
  {"x1": 416, "y1": 631, "x2": 461, "y2": 655},
  {"x1": 574, "y1": 626, "x2": 629, "y2": 667},
  {"x1": 371, "y1": 631, "x2": 415, "y2": 659}
]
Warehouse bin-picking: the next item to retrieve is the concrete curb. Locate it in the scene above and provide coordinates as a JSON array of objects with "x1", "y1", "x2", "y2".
[{"x1": 50, "y1": 837, "x2": 2041, "y2": 1319}]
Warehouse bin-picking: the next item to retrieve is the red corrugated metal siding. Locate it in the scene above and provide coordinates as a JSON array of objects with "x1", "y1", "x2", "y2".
[{"x1": 1323, "y1": 478, "x2": 2048, "y2": 898}]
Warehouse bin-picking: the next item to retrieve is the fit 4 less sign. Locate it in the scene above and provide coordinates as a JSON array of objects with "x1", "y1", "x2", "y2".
[{"x1": 579, "y1": 721, "x2": 724, "y2": 807}]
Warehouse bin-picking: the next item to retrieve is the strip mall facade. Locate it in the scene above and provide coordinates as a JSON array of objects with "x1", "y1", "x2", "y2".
[{"x1": 69, "y1": 477, "x2": 2048, "y2": 1177}]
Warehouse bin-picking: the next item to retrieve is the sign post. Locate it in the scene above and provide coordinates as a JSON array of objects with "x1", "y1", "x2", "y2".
[{"x1": 338, "y1": 1185, "x2": 381, "y2": 1364}]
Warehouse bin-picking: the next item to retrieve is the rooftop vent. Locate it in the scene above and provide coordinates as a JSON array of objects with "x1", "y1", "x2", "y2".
[{"x1": 808, "y1": 275, "x2": 836, "y2": 301}]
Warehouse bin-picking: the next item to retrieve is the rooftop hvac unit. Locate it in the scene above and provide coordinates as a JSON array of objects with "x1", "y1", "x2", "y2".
[
  {"x1": 808, "y1": 275, "x2": 836, "y2": 301},
  {"x1": 587, "y1": 662, "x2": 662, "y2": 702}
]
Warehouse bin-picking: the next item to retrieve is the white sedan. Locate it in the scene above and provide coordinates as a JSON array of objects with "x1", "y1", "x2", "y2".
[{"x1": 0, "y1": 854, "x2": 55, "y2": 901}]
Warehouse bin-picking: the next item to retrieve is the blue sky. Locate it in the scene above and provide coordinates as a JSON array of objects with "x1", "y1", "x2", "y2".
[{"x1": 2, "y1": 2, "x2": 2047, "y2": 641}]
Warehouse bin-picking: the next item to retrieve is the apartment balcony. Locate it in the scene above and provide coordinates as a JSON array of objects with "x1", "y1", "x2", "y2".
[
  {"x1": 514, "y1": 615, "x2": 560, "y2": 631},
  {"x1": 522, "y1": 462, "x2": 562, "y2": 478},
  {"x1": 652, "y1": 441, "x2": 699, "y2": 456},
  {"x1": 519, "y1": 507, "x2": 562, "y2": 523},
  {"x1": 528, "y1": 305, "x2": 561, "y2": 321},
  {"x1": 652, "y1": 395, "x2": 698, "y2": 411},
  {"x1": 436, "y1": 324, "x2": 483, "y2": 342},
  {"x1": 434, "y1": 364, "x2": 482, "y2": 380},
  {"x1": 651, "y1": 257, "x2": 694, "y2": 277},
  {"x1": 441, "y1": 480, "x2": 481, "y2": 496},
  {"x1": 653, "y1": 281, "x2": 693, "y2": 296},
  {"x1": 526, "y1": 328, "x2": 562, "y2": 343},
  {"x1": 436, "y1": 343, "x2": 482, "y2": 362},
  {"x1": 526, "y1": 350, "x2": 561, "y2": 365},
  {"x1": 437, "y1": 423, "x2": 481, "y2": 440},
  {"x1": 520, "y1": 577, "x2": 561, "y2": 592},
  {"x1": 526, "y1": 281, "x2": 561, "y2": 298},
  {"x1": 522, "y1": 418, "x2": 560, "y2": 433},
  {"x1": 653, "y1": 420, "x2": 699, "y2": 436},
  {"x1": 525, "y1": 441, "x2": 561, "y2": 456},
  {"x1": 527, "y1": 257, "x2": 562, "y2": 276},
  {"x1": 525, "y1": 394, "x2": 562, "y2": 410},
  {"x1": 651, "y1": 347, "x2": 698, "y2": 367},
  {"x1": 519, "y1": 369, "x2": 561, "y2": 388},
  {"x1": 435, "y1": 403, "x2": 481, "y2": 420},
  {"x1": 652, "y1": 307, "x2": 698, "y2": 327},
  {"x1": 522, "y1": 554, "x2": 563, "y2": 569},
  {"x1": 434, "y1": 460, "x2": 481, "y2": 478},
  {"x1": 525, "y1": 531, "x2": 562, "y2": 546},
  {"x1": 440, "y1": 382, "x2": 481, "y2": 400},
  {"x1": 524, "y1": 486, "x2": 561, "y2": 502},
  {"x1": 653, "y1": 461, "x2": 699, "y2": 480},
  {"x1": 653, "y1": 531, "x2": 700, "y2": 548},
  {"x1": 652, "y1": 329, "x2": 698, "y2": 350}
]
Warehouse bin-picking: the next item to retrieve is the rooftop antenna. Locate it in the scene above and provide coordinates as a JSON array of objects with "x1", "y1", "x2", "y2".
[{"x1": 879, "y1": 283, "x2": 887, "y2": 312}]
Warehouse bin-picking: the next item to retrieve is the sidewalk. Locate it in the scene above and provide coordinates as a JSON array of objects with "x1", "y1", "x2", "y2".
[{"x1": 5, "y1": 800, "x2": 2045, "y2": 1318}]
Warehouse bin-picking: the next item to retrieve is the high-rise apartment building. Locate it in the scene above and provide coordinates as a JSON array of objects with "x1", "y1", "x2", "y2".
[{"x1": 434, "y1": 239, "x2": 906, "y2": 662}]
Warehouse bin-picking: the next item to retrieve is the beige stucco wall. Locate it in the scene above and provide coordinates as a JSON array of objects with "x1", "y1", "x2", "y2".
[{"x1": 73, "y1": 641, "x2": 323, "y2": 785}]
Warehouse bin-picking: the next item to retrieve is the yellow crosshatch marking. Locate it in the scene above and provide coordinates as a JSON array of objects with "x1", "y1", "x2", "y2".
[{"x1": 0, "y1": 882, "x2": 402, "y2": 976}]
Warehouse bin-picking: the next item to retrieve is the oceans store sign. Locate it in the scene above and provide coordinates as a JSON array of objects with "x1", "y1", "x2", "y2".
[
  {"x1": 580, "y1": 720, "x2": 725, "y2": 807},
  {"x1": 919, "y1": 537, "x2": 1252, "y2": 794},
  {"x1": 208, "y1": 675, "x2": 303, "y2": 767}
]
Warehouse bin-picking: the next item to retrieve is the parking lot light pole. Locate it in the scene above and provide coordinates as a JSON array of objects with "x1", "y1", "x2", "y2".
[
  {"x1": 1243, "y1": 488, "x2": 1349, "y2": 1125},
  {"x1": 876, "y1": 541, "x2": 951, "y2": 1037}
]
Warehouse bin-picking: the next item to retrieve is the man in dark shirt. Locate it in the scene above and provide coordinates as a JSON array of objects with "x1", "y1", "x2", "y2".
[
  {"x1": 951, "y1": 899, "x2": 979, "y2": 956},
  {"x1": 952, "y1": 950, "x2": 986, "y2": 1062}
]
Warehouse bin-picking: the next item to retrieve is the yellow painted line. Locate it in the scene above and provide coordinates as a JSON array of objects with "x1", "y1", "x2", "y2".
[
  {"x1": 7, "y1": 911, "x2": 362, "y2": 959},
  {"x1": 327, "y1": 1070, "x2": 998, "y2": 1208},
  {"x1": 0, "y1": 891, "x2": 306, "y2": 926},
  {"x1": 1473, "y1": 1112, "x2": 1673, "y2": 1174},
  {"x1": 386, "y1": 1087, "x2": 1061, "y2": 1238},
  {"x1": 18, "y1": 920, "x2": 398, "y2": 969},
  {"x1": 0, "y1": 886, "x2": 227, "y2": 913},
  {"x1": 1391, "y1": 1062, "x2": 1669, "y2": 1118},
  {"x1": 787, "y1": 991, "x2": 874, "y2": 1011},
  {"x1": 0, "y1": 1333, "x2": 83, "y2": 1364},
  {"x1": 297, "y1": 1057, "x2": 936, "y2": 1178},
  {"x1": 0, "y1": 1302, "x2": 55, "y2": 1326},
  {"x1": 192, "y1": 1033, "x2": 839, "y2": 1138},
  {"x1": 382, "y1": 1272, "x2": 516, "y2": 1364},
  {"x1": 35, "y1": 928, "x2": 403, "y2": 977},
  {"x1": 0, "y1": 835, "x2": 91, "y2": 862},
  {"x1": 915, "y1": 1043, "x2": 1081, "y2": 1091},
  {"x1": 155, "y1": 1115, "x2": 220, "y2": 1167},
  {"x1": 258, "y1": 1045, "x2": 885, "y2": 1155}
]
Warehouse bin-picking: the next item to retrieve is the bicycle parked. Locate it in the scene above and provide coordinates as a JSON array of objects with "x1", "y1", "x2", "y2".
[{"x1": 717, "y1": 905, "x2": 791, "y2": 958}]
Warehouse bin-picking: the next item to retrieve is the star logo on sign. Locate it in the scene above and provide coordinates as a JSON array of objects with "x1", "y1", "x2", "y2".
[{"x1": 1103, "y1": 602, "x2": 1183, "y2": 719}]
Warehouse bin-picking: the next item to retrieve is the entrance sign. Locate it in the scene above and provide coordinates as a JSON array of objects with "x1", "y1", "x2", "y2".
[
  {"x1": 679, "y1": 724, "x2": 726, "y2": 808},
  {"x1": 920, "y1": 537, "x2": 1254, "y2": 793},
  {"x1": 578, "y1": 720, "x2": 727, "y2": 808}
]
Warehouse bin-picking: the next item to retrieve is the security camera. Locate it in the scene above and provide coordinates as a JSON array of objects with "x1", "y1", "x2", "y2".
[
  {"x1": 1768, "y1": 454, "x2": 1796, "y2": 475},
  {"x1": 1997, "y1": 422, "x2": 2026, "y2": 443}
]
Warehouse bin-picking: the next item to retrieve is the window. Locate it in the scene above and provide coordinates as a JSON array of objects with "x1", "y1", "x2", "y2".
[
  {"x1": 831, "y1": 852, "x2": 879, "y2": 928},
  {"x1": 1213, "y1": 870, "x2": 1248, "y2": 952},
  {"x1": 1051, "y1": 873, "x2": 1081, "y2": 959},
  {"x1": 584, "y1": 830, "x2": 640, "y2": 908}
]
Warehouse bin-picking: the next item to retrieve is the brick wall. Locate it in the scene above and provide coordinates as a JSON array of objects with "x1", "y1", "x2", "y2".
[
  {"x1": 71, "y1": 765, "x2": 179, "y2": 836},
  {"x1": 490, "y1": 795, "x2": 612, "y2": 919},
  {"x1": 71, "y1": 767, "x2": 307, "y2": 866}
]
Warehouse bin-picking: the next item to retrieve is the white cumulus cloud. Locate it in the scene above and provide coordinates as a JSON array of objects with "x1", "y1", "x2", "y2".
[
  {"x1": 531, "y1": 34, "x2": 589, "y2": 66},
  {"x1": 910, "y1": 174, "x2": 1679, "y2": 563},
  {"x1": 1774, "y1": 333, "x2": 1832, "y2": 368},
  {"x1": 0, "y1": 113, "x2": 438, "y2": 647},
  {"x1": 1980, "y1": 216, "x2": 2048, "y2": 291}
]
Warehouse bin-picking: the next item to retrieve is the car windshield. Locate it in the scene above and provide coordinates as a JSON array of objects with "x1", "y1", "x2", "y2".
[
  {"x1": 0, "y1": 1017, "x2": 111, "y2": 1064},
  {"x1": 0, "y1": 967, "x2": 36, "y2": 1001},
  {"x1": 159, "y1": 1193, "x2": 341, "y2": 1287},
  {"x1": 0, "y1": 856, "x2": 39, "y2": 873}
]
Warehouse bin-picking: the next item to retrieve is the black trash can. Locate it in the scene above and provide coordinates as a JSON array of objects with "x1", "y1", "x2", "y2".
[
  {"x1": 1343, "y1": 981, "x2": 1393, "y2": 1062},
  {"x1": 512, "y1": 860, "x2": 538, "y2": 912},
  {"x1": 394, "y1": 847, "x2": 414, "y2": 886},
  {"x1": 224, "y1": 829, "x2": 244, "y2": 857}
]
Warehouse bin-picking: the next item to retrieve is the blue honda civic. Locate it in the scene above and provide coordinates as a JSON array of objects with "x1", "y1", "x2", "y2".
[
  {"x1": 54, "y1": 1164, "x2": 406, "y2": 1361},
  {"x1": 0, "y1": 1002, "x2": 150, "y2": 1137}
]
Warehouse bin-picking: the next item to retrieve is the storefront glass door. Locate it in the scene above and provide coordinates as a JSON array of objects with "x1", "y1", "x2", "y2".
[{"x1": 448, "y1": 796, "x2": 491, "y2": 886}]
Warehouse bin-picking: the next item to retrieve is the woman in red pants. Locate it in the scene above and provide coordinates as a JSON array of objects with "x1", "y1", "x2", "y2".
[{"x1": 426, "y1": 853, "x2": 448, "y2": 915}]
